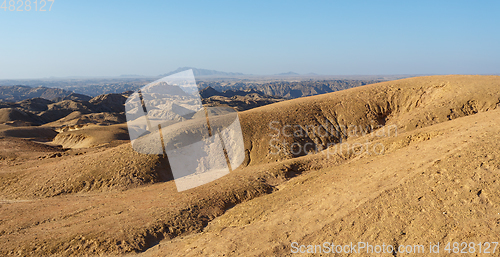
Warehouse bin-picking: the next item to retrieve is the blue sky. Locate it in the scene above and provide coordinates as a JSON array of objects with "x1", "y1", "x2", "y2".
[{"x1": 0, "y1": 0, "x2": 499, "y2": 79}]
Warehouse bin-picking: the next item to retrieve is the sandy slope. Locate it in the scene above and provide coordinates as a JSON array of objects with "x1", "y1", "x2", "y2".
[{"x1": 143, "y1": 108, "x2": 500, "y2": 256}]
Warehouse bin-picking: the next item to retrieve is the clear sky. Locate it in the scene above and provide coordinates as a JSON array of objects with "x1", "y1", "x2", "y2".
[{"x1": 0, "y1": 0, "x2": 499, "y2": 79}]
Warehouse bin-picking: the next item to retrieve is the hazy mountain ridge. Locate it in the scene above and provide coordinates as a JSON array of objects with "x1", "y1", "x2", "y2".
[
  {"x1": 0, "y1": 67, "x2": 387, "y2": 99},
  {"x1": 198, "y1": 79, "x2": 383, "y2": 99},
  {"x1": 276, "y1": 71, "x2": 300, "y2": 76},
  {"x1": 159, "y1": 67, "x2": 245, "y2": 77},
  {"x1": 1, "y1": 77, "x2": 382, "y2": 104},
  {"x1": 0, "y1": 79, "x2": 152, "y2": 97},
  {"x1": 199, "y1": 86, "x2": 284, "y2": 111},
  {"x1": 0, "y1": 85, "x2": 73, "y2": 102}
]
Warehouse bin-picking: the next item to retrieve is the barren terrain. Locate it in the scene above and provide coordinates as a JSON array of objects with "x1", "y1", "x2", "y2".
[{"x1": 0, "y1": 75, "x2": 499, "y2": 256}]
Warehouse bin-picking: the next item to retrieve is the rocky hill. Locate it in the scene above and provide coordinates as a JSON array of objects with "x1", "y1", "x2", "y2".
[
  {"x1": 199, "y1": 86, "x2": 284, "y2": 111},
  {"x1": 0, "y1": 86, "x2": 284, "y2": 127},
  {"x1": 0, "y1": 92, "x2": 130, "y2": 126}
]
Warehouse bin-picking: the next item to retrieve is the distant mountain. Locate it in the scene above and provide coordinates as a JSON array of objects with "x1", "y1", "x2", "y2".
[
  {"x1": 119, "y1": 74, "x2": 145, "y2": 78},
  {"x1": 89, "y1": 93, "x2": 128, "y2": 113},
  {"x1": 0, "y1": 79, "x2": 153, "y2": 97},
  {"x1": 276, "y1": 72, "x2": 300, "y2": 76},
  {"x1": 199, "y1": 86, "x2": 284, "y2": 111},
  {"x1": 199, "y1": 86, "x2": 269, "y2": 99},
  {"x1": 52, "y1": 92, "x2": 92, "y2": 102},
  {"x1": 0, "y1": 84, "x2": 283, "y2": 126},
  {"x1": 0, "y1": 91, "x2": 131, "y2": 126},
  {"x1": 199, "y1": 86, "x2": 222, "y2": 98},
  {"x1": 198, "y1": 79, "x2": 384, "y2": 99},
  {"x1": 0, "y1": 85, "x2": 73, "y2": 102},
  {"x1": 160, "y1": 67, "x2": 245, "y2": 77}
]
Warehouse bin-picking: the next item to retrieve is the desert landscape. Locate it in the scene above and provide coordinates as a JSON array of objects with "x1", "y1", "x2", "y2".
[
  {"x1": 0, "y1": 75, "x2": 499, "y2": 256},
  {"x1": 2, "y1": 1, "x2": 499, "y2": 256}
]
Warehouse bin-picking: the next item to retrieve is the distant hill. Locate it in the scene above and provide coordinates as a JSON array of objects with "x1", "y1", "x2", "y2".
[
  {"x1": 276, "y1": 71, "x2": 300, "y2": 76},
  {"x1": 198, "y1": 79, "x2": 384, "y2": 99},
  {"x1": 0, "y1": 85, "x2": 282, "y2": 126},
  {"x1": 0, "y1": 78, "x2": 153, "y2": 97},
  {"x1": 52, "y1": 92, "x2": 92, "y2": 102},
  {"x1": 199, "y1": 86, "x2": 284, "y2": 111},
  {"x1": 199, "y1": 86, "x2": 268, "y2": 98},
  {"x1": 0, "y1": 75, "x2": 392, "y2": 99},
  {"x1": 0, "y1": 108, "x2": 41, "y2": 125},
  {"x1": 119, "y1": 74, "x2": 145, "y2": 78},
  {"x1": 160, "y1": 67, "x2": 245, "y2": 77},
  {"x1": 0, "y1": 91, "x2": 130, "y2": 126},
  {"x1": 0, "y1": 85, "x2": 73, "y2": 102}
]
